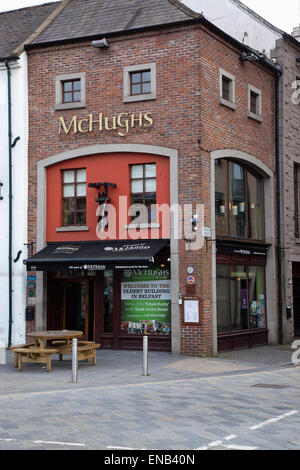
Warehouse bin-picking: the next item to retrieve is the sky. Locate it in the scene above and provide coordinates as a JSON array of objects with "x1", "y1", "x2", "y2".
[{"x1": 0, "y1": 0, "x2": 299, "y2": 34}]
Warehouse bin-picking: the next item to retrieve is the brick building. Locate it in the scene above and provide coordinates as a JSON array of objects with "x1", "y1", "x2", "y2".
[{"x1": 24, "y1": 0, "x2": 279, "y2": 355}]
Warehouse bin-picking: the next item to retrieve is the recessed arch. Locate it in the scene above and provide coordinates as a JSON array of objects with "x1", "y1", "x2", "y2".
[
  {"x1": 35, "y1": 143, "x2": 181, "y2": 353},
  {"x1": 210, "y1": 149, "x2": 277, "y2": 354}
]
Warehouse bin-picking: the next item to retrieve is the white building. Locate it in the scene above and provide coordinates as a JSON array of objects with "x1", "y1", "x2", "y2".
[
  {"x1": 181, "y1": 0, "x2": 284, "y2": 55},
  {"x1": 0, "y1": 2, "x2": 62, "y2": 346}
]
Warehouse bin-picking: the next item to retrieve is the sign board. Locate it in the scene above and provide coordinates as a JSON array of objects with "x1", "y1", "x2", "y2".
[
  {"x1": 121, "y1": 267, "x2": 171, "y2": 336},
  {"x1": 183, "y1": 297, "x2": 200, "y2": 324}
]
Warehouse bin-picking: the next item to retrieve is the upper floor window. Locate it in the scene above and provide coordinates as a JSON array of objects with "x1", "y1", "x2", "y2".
[
  {"x1": 55, "y1": 72, "x2": 86, "y2": 110},
  {"x1": 123, "y1": 63, "x2": 156, "y2": 103},
  {"x1": 247, "y1": 85, "x2": 262, "y2": 122},
  {"x1": 130, "y1": 163, "x2": 156, "y2": 223},
  {"x1": 219, "y1": 69, "x2": 236, "y2": 110},
  {"x1": 62, "y1": 79, "x2": 81, "y2": 104},
  {"x1": 62, "y1": 169, "x2": 86, "y2": 226},
  {"x1": 130, "y1": 70, "x2": 151, "y2": 96},
  {"x1": 215, "y1": 159, "x2": 264, "y2": 241}
]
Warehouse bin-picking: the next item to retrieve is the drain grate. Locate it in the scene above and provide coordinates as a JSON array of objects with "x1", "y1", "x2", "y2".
[{"x1": 251, "y1": 384, "x2": 289, "y2": 389}]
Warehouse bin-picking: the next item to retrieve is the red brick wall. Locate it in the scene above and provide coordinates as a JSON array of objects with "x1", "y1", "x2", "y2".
[{"x1": 27, "y1": 22, "x2": 276, "y2": 356}]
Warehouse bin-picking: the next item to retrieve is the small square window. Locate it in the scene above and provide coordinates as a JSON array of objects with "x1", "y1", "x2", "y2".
[
  {"x1": 123, "y1": 63, "x2": 156, "y2": 103},
  {"x1": 55, "y1": 73, "x2": 86, "y2": 110},
  {"x1": 248, "y1": 85, "x2": 262, "y2": 122},
  {"x1": 219, "y1": 69, "x2": 236, "y2": 110}
]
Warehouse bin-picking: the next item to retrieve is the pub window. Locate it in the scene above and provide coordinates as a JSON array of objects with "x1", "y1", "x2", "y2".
[
  {"x1": 55, "y1": 72, "x2": 86, "y2": 110},
  {"x1": 247, "y1": 85, "x2": 262, "y2": 122},
  {"x1": 219, "y1": 69, "x2": 236, "y2": 110},
  {"x1": 62, "y1": 169, "x2": 86, "y2": 226},
  {"x1": 130, "y1": 163, "x2": 156, "y2": 223},
  {"x1": 123, "y1": 63, "x2": 156, "y2": 103},
  {"x1": 130, "y1": 70, "x2": 151, "y2": 96},
  {"x1": 217, "y1": 263, "x2": 266, "y2": 334},
  {"x1": 62, "y1": 79, "x2": 81, "y2": 103},
  {"x1": 215, "y1": 159, "x2": 265, "y2": 241}
]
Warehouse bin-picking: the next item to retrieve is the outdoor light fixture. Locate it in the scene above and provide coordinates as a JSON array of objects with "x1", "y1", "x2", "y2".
[
  {"x1": 239, "y1": 51, "x2": 261, "y2": 62},
  {"x1": 91, "y1": 38, "x2": 109, "y2": 48},
  {"x1": 0, "y1": 181, "x2": 3, "y2": 200},
  {"x1": 296, "y1": 57, "x2": 300, "y2": 67}
]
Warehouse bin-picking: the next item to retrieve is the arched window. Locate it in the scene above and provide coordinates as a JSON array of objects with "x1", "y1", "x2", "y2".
[{"x1": 215, "y1": 160, "x2": 264, "y2": 241}]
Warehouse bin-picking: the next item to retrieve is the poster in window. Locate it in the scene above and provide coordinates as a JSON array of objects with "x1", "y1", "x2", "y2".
[{"x1": 121, "y1": 266, "x2": 171, "y2": 336}]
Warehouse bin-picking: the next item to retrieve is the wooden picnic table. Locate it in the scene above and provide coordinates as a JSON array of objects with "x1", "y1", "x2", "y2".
[
  {"x1": 27, "y1": 330, "x2": 83, "y2": 350},
  {"x1": 10, "y1": 330, "x2": 100, "y2": 372}
]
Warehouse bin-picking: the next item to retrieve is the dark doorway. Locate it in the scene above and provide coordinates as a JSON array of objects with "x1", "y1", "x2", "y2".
[{"x1": 293, "y1": 263, "x2": 300, "y2": 337}]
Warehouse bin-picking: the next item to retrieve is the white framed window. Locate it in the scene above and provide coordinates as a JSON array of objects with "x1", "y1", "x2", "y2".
[
  {"x1": 123, "y1": 63, "x2": 156, "y2": 103},
  {"x1": 247, "y1": 85, "x2": 262, "y2": 122},
  {"x1": 55, "y1": 72, "x2": 86, "y2": 110},
  {"x1": 219, "y1": 69, "x2": 236, "y2": 110}
]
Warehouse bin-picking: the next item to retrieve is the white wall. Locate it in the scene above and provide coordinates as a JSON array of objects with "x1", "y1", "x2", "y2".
[
  {"x1": 182, "y1": 0, "x2": 281, "y2": 56},
  {"x1": 0, "y1": 52, "x2": 28, "y2": 347}
]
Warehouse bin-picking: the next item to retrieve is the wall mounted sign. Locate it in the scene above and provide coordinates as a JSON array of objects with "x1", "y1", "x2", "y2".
[
  {"x1": 187, "y1": 266, "x2": 194, "y2": 274},
  {"x1": 58, "y1": 112, "x2": 154, "y2": 137},
  {"x1": 187, "y1": 276, "x2": 195, "y2": 285},
  {"x1": 183, "y1": 297, "x2": 200, "y2": 324}
]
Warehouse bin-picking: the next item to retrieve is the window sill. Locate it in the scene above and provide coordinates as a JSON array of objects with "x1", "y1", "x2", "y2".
[
  {"x1": 55, "y1": 102, "x2": 86, "y2": 111},
  {"x1": 247, "y1": 111, "x2": 263, "y2": 123},
  {"x1": 124, "y1": 223, "x2": 160, "y2": 229},
  {"x1": 56, "y1": 226, "x2": 90, "y2": 232},
  {"x1": 123, "y1": 93, "x2": 156, "y2": 103},
  {"x1": 219, "y1": 97, "x2": 236, "y2": 111}
]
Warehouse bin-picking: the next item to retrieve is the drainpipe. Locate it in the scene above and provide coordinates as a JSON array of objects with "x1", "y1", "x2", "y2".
[
  {"x1": 4, "y1": 57, "x2": 20, "y2": 347},
  {"x1": 275, "y1": 69, "x2": 283, "y2": 345}
]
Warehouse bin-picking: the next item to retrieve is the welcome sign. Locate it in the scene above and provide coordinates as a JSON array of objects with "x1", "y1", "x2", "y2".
[{"x1": 121, "y1": 267, "x2": 171, "y2": 336}]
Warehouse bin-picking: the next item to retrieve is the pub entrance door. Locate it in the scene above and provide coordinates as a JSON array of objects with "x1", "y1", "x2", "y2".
[{"x1": 47, "y1": 275, "x2": 94, "y2": 341}]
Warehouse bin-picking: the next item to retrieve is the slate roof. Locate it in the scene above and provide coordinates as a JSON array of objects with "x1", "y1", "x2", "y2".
[
  {"x1": 31, "y1": 0, "x2": 198, "y2": 45},
  {"x1": 0, "y1": 2, "x2": 59, "y2": 59}
]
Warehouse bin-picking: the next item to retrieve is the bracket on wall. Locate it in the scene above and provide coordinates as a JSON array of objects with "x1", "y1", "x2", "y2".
[
  {"x1": 88, "y1": 182, "x2": 117, "y2": 223},
  {"x1": 0, "y1": 181, "x2": 3, "y2": 200}
]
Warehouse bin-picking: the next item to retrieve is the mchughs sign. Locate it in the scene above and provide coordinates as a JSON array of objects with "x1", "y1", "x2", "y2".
[{"x1": 58, "y1": 112, "x2": 154, "y2": 137}]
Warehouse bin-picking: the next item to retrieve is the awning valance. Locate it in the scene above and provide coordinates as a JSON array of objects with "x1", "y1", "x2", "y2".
[{"x1": 24, "y1": 239, "x2": 169, "y2": 271}]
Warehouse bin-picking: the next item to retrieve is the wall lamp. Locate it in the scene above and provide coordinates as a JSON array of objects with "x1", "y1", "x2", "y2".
[
  {"x1": 296, "y1": 57, "x2": 300, "y2": 67},
  {"x1": 239, "y1": 51, "x2": 261, "y2": 62},
  {"x1": 91, "y1": 38, "x2": 109, "y2": 48}
]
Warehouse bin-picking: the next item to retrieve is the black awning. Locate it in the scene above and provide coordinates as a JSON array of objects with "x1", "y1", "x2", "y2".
[{"x1": 25, "y1": 239, "x2": 169, "y2": 271}]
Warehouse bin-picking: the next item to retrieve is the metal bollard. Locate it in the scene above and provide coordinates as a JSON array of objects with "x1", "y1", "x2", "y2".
[
  {"x1": 72, "y1": 338, "x2": 78, "y2": 383},
  {"x1": 142, "y1": 335, "x2": 149, "y2": 376}
]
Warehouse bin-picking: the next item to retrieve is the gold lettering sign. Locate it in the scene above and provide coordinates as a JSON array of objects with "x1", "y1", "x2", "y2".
[{"x1": 58, "y1": 112, "x2": 154, "y2": 137}]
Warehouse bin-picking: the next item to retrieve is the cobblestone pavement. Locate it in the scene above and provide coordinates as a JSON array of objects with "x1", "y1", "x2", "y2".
[{"x1": 0, "y1": 346, "x2": 300, "y2": 451}]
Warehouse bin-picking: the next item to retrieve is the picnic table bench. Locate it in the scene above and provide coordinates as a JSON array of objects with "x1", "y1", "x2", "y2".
[
  {"x1": 10, "y1": 344, "x2": 59, "y2": 372},
  {"x1": 10, "y1": 331, "x2": 100, "y2": 372}
]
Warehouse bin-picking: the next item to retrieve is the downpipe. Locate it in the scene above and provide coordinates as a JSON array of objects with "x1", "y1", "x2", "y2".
[{"x1": 4, "y1": 58, "x2": 20, "y2": 347}]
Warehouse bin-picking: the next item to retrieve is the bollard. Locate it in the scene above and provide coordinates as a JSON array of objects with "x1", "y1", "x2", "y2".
[
  {"x1": 72, "y1": 338, "x2": 78, "y2": 383},
  {"x1": 0, "y1": 340, "x2": 6, "y2": 365},
  {"x1": 142, "y1": 335, "x2": 149, "y2": 376}
]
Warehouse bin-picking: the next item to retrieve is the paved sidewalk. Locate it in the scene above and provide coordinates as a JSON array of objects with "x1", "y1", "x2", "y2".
[{"x1": 0, "y1": 345, "x2": 299, "y2": 450}]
